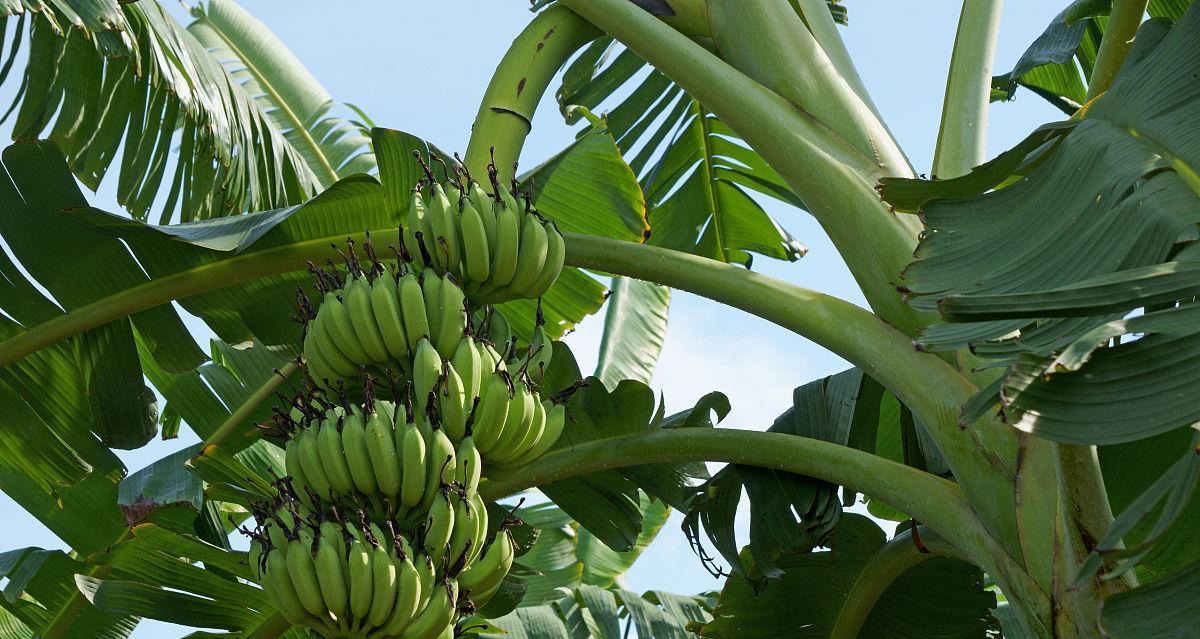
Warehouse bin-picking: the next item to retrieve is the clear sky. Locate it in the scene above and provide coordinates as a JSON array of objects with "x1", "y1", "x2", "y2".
[{"x1": 0, "y1": 1, "x2": 1067, "y2": 636}]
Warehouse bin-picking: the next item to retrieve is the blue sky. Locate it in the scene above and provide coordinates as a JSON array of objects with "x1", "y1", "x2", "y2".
[{"x1": 0, "y1": 1, "x2": 1068, "y2": 636}]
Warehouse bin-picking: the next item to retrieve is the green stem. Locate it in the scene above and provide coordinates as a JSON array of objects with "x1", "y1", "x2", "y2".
[
  {"x1": 706, "y1": 0, "x2": 911, "y2": 176},
  {"x1": 204, "y1": 361, "x2": 299, "y2": 448},
  {"x1": 559, "y1": 0, "x2": 928, "y2": 335},
  {"x1": 829, "y1": 526, "x2": 964, "y2": 639},
  {"x1": 933, "y1": 0, "x2": 1005, "y2": 179},
  {"x1": 478, "y1": 428, "x2": 1041, "y2": 617},
  {"x1": 462, "y1": 5, "x2": 599, "y2": 182},
  {"x1": 1086, "y1": 0, "x2": 1149, "y2": 101},
  {"x1": 788, "y1": 0, "x2": 883, "y2": 127}
]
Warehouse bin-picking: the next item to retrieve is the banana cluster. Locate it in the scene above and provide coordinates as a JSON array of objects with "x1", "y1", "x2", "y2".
[
  {"x1": 247, "y1": 493, "x2": 514, "y2": 639},
  {"x1": 301, "y1": 260, "x2": 469, "y2": 387},
  {"x1": 401, "y1": 153, "x2": 565, "y2": 304}
]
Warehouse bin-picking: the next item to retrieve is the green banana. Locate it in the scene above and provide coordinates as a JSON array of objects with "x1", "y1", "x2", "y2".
[
  {"x1": 424, "y1": 426, "x2": 457, "y2": 508},
  {"x1": 412, "y1": 338, "x2": 442, "y2": 417},
  {"x1": 528, "y1": 220, "x2": 566, "y2": 299},
  {"x1": 446, "y1": 493, "x2": 475, "y2": 569},
  {"x1": 468, "y1": 181, "x2": 497, "y2": 252},
  {"x1": 303, "y1": 327, "x2": 337, "y2": 386},
  {"x1": 421, "y1": 269, "x2": 444, "y2": 355},
  {"x1": 371, "y1": 269, "x2": 411, "y2": 361},
  {"x1": 455, "y1": 436, "x2": 482, "y2": 498},
  {"x1": 486, "y1": 310, "x2": 512, "y2": 356},
  {"x1": 471, "y1": 373, "x2": 511, "y2": 454},
  {"x1": 312, "y1": 310, "x2": 360, "y2": 377},
  {"x1": 398, "y1": 271, "x2": 431, "y2": 352},
  {"x1": 366, "y1": 406, "x2": 403, "y2": 497},
  {"x1": 488, "y1": 382, "x2": 531, "y2": 461},
  {"x1": 324, "y1": 291, "x2": 371, "y2": 364},
  {"x1": 507, "y1": 400, "x2": 566, "y2": 468},
  {"x1": 346, "y1": 275, "x2": 390, "y2": 363},
  {"x1": 348, "y1": 536, "x2": 374, "y2": 620},
  {"x1": 297, "y1": 427, "x2": 333, "y2": 500},
  {"x1": 341, "y1": 407, "x2": 380, "y2": 495},
  {"x1": 287, "y1": 530, "x2": 328, "y2": 618},
  {"x1": 426, "y1": 182, "x2": 460, "y2": 273},
  {"x1": 507, "y1": 213, "x2": 549, "y2": 295},
  {"x1": 377, "y1": 551, "x2": 421, "y2": 637},
  {"x1": 488, "y1": 202, "x2": 520, "y2": 290},
  {"x1": 248, "y1": 539, "x2": 265, "y2": 581},
  {"x1": 440, "y1": 363, "x2": 468, "y2": 442},
  {"x1": 398, "y1": 420, "x2": 428, "y2": 509},
  {"x1": 452, "y1": 337, "x2": 482, "y2": 404},
  {"x1": 405, "y1": 189, "x2": 427, "y2": 270},
  {"x1": 459, "y1": 530, "x2": 514, "y2": 596},
  {"x1": 402, "y1": 579, "x2": 458, "y2": 639},
  {"x1": 423, "y1": 489, "x2": 455, "y2": 567},
  {"x1": 318, "y1": 416, "x2": 356, "y2": 494},
  {"x1": 315, "y1": 528, "x2": 350, "y2": 621},
  {"x1": 415, "y1": 554, "x2": 436, "y2": 609},
  {"x1": 265, "y1": 549, "x2": 314, "y2": 626},
  {"x1": 494, "y1": 393, "x2": 545, "y2": 466},
  {"x1": 467, "y1": 492, "x2": 489, "y2": 566},
  {"x1": 458, "y1": 198, "x2": 491, "y2": 285},
  {"x1": 367, "y1": 542, "x2": 398, "y2": 628},
  {"x1": 435, "y1": 273, "x2": 467, "y2": 360}
]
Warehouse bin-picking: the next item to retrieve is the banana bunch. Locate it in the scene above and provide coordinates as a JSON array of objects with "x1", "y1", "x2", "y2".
[
  {"x1": 281, "y1": 394, "x2": 485, "y2": 522},
  {"x1": 301, "y1": 253, "x2": 469, "y2": 387},
  {"x1": 402, "y1": 152, "x2": 565, "y2": 304},
  {"x1": 246, "y1": 502, "x2": 488, "y2": 639}
]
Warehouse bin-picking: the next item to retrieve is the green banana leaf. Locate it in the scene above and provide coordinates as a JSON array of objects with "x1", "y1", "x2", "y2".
[
  {"x1": 1, "y1": 1, "x2": 321, "y2": 222},
  {"x1": 186, "y1": 0, "x2": 375, "y2": 185},
  {"x1": 697, "y1": 515, "x2": 997, "y2": 639},
  {"x1": 879, "y1": 6, "x2": 1200, "y2": 446}
]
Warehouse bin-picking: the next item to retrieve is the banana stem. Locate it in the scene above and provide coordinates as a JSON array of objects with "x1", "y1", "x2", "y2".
[
  {"x1": 462, "y1": 5, "x2": 600, "y2": 182},
  {"x1": 1085, "y1": 0, "x2": 1149, "y2": 101},
  {"x1": 932, "y1": 0, "x2": 1004, "y2": 179},
  {"x1": 477, "y1": 427, "x2": 1040, "y2": 617}
]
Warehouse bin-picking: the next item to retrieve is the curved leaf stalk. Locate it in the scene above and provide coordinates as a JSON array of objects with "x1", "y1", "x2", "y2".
[
  {"x1": 1085, "y1": 0, "x2": 1151, "y2": 101},
  {"x1": 788, "y1": 0, "x2": 884, "y2": 127},
  {"x1": 566, "y1": 233, "x2": 1025, "y2": 557},
  {"x1": 557, "y1": 0, "x2": 929, "y2": 336},
  {"x1": 204, "y1": 360, "x2": 299, "y2": 448},
  {"x1": 462, "y1": 5, "x2": 600, "y2": 181},
  {"x1": 933, "y1": 0, "x2": 1005, "y2": 179},
  {"x1": 829, "y1": 526, "x2": 966, "y2": 639},
  {"x1": 478, "y1": 428, "x2": 1046, "y2": 626}
]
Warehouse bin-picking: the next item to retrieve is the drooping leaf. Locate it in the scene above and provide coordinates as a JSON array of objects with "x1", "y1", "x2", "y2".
[
  {"x1": 683, "y1": 368, "x2": 886, "y2": 578},
  {"x1": 1100, "y1": 557, "x2": 1200, "y2": 638},
  {"x1": 186, "y1": 0, "x2": 375, "y2": 185},
  {"x1": 882, "y1": 7, "x2": 1200, "y2": 446},
  {"x1": 556, "y1": 39, "x2": 806, "y2": 266},
  {"x1": 594, "y1": 277, "x2": 670, "y2": 389}
]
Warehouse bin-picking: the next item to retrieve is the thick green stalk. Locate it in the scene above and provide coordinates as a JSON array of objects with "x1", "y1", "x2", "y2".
[
  {"x1": 463, "y1": 5, "x2": 599, "y2": 181},
  {"x1": 706, "y1": 0, "x2": 912, "y2": 177},
  {"x1": 479, "y1": 428, "x2": 1045, "y2": 623},
  {"x1": 933, "y1": 0, "x2": 1004, "y2": 179},
  {"x1": 829, "y1": 526, "x2": 965, "y2": 639},
  {"x1": 567, "y1": 234, "x2": 1025, "y2": 560},
  {"x1": 1086, "y1": 0, "x2": 1149, "y2": 101},
  {"x1": 788, "y1": 0, "x2": 882, "y2": 126},
  {"x1": 558, "y1": 0, "x2": 928, "y2": 335}
]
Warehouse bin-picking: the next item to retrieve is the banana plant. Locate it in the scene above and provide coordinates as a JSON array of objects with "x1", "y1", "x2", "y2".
[{"x1": 0, "y1": 0, "x2": 1198, "y2": 638}]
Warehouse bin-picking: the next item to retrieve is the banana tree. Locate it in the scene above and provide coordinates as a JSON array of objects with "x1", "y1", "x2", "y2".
[{"x1": 0, "y1": 0, "x2": 1198, "y2": 638}]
